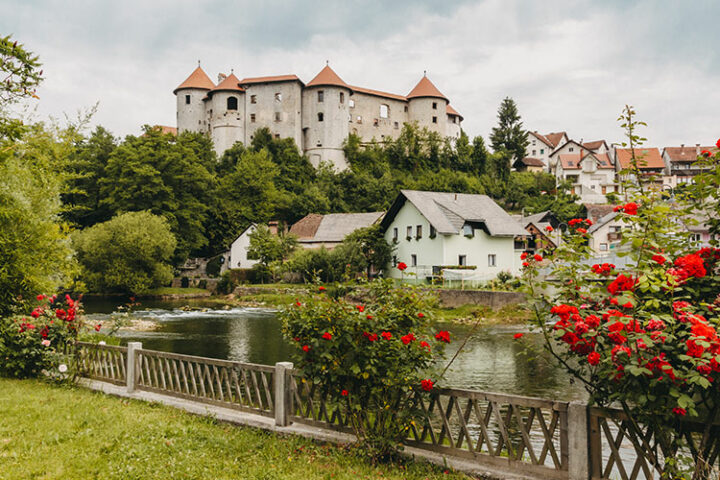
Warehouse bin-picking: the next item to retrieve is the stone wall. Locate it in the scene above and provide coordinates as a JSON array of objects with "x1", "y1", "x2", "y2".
[{"x1": 432, "y1": 289, "x2": 526, "y2": 309}]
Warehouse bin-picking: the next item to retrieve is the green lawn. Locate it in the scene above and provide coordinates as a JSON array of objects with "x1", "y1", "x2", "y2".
[{"x1": 0, "y1": 379, "x2": 468, "y2": 479}]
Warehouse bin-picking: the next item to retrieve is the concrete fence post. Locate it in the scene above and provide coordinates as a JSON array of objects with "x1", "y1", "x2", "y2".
[
  {"x1": 274, "y1": 362, "x2": 294, "y2": 427},
  {"x1": 126, "y1": 342, "x2": 142, "y2": 393},
  {"x1": 568, "y1": 401, "x2": 590, "y2": 480}
]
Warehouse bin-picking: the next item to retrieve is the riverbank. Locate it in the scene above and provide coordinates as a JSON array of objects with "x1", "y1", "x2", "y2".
[{"x1": 0, "y1": 378, "x2": 468, "y2": 479}]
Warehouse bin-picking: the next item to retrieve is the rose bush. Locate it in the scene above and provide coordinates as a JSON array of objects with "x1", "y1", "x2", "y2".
[
  {"x1": 280, "y1": 278, "x2": 450, "y2": 460},
  {"x1": 522, "y1": 109, "x2": 720, "y2": 478}
]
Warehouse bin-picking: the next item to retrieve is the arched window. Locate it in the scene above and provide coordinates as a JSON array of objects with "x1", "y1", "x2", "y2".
[
  {"x1": 317, "y1": 112, "x2": 324, "y2": 122},
  {"x1": 227, "y1": 96, "x2": 238, "y2": 111},
  {"x1": 379, "y1": 104, "x2": 389, "y2": 118}
]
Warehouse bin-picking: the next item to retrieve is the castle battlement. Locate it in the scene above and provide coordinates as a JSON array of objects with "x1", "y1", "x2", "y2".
[{"x1": 175, "y1": 63, "x2": 463, "y2": 169}]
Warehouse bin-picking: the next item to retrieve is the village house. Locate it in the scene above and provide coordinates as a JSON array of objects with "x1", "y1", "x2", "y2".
[
  {"x1": 613, "y1": 147, "x2": 669, "y2": 189},
  {"x1": 512, "y1": 211, "x2": 559, "y2": 253},
  {"x1": 380, "y1": 190, "x2": 528, "y2": 282},
  {"x1": 512, "y1": 156, "x2": 545, "y2": 173},
  {"x1": 289, "y1": 212, "x2": 384, "y2": 249},
  {"x1": 527, "y1": 131, "x2": 568, "y2": 171},
  {"x1": 662, "y1": 144, "x2": 718, "y2": 188},
  {"x1": 223, "y1": 224, "x2": 260, "y2": 272},
  {"x1": 587, "y1": 211, "x2": 626, "y2": 254},
  {"x1": 554, "y1": 151, "x2": 618, "y2": 204}
]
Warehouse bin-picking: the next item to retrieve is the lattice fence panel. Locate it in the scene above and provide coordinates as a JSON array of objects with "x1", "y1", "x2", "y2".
[{"x1": 76, "y1": 342, "x2": 127, "y2": 386}]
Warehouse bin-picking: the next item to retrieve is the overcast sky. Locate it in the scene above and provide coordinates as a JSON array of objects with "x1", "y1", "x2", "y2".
[{"x1": 4, "y1": 0, "x2": 719, "y2": 147}]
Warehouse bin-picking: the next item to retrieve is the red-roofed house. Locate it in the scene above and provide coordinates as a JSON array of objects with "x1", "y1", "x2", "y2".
[
  {"x1": 662, "y1": 144, "x2": 718, "y2": 187},
  {"x1": 555, "y1": 152, "x2": 618, "y2": 203}
]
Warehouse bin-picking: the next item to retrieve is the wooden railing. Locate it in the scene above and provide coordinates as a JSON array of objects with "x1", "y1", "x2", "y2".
[
  {"x1": 76, "y1": 342, "x2": 720, "y2": 480},
  {"x1": 76, "y1": 341, "x2": 127, "y2": 386}
]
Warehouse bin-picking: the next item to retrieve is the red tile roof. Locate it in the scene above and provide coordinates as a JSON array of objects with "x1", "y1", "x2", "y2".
[
  {"x1": 583, "y1": 140, "x2": 607, "y2": 151},
  {"x1": 306, "y1": 65, "x2": 349, "y2": 89},
  {"x1": 544, "y1": 132, "x2": 567, "y2": 148},
  {"x1": 558, "y1": 153, "x2": 613, "y2": 170},
  {"x1": 151, "y1": 125, "x2": 177, "y2": 136},
  {"x1": 663, "y1": 146, "x2": 718, "y2": 162},
  {"x1": 615, "y1": 148, "x2": 665, "y2": 170},
  {"x1": 239, "y1": 74, "x2": 302, "y2": 85},
  {"x1": 520, "y1": 157, "x2": 545, "y2": 167},
  {"x1": 446, "y1": 104, "x2": 463, "y2": 120},
  {"x1": 210, "y1": 73, "x2": 244, "y2": 93},
  {"x1": 406, "y1": 75, "x2": 447, "y2": 100},
  {"x1": 350, "y1": 85, "x2": 406, "y2": 101},
  {"x1": 530, "y1": 132, "x2": 554, "y2": 148},
  {"x1": 174, "y1": 66, "x2": 215, "y2": 94}
]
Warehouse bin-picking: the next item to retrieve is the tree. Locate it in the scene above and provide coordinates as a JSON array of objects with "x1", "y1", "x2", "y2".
[
  {"x1": 471, "y1": 135, "x2": 489, "y2": 174},
  {"x1": 490, "y1": 97, "x2": 529, "y2": 162},
  {"x1": 247, "y1": 225, "x2": 298, "y2": 281},
  {"x1": 0, "y1": 35, "x2": 42, "y2": 106},
  {"x1": 72, "y1": 211, "x2": 176, "y2": 294},
  {"x1": 340, "y1": 224, "x2": 394, "y2": 278}
]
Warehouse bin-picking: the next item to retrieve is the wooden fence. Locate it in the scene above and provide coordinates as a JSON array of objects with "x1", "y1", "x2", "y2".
[{"x1": 76, "y1": 342, "x2": 720, "y2": 480}]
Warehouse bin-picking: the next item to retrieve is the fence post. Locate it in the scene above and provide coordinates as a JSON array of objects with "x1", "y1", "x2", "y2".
[
  {"x1": 568, "y1": 401, "x2": 590, "y2": 480},
  {"x1": 274, "y1": 362, "x2": 294, "y2": 427},
  {"x1": 126, "y1": 342, "x2": 142, "y2": 393}
]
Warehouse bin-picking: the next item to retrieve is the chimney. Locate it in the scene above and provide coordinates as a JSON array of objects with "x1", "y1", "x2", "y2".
[
  {"x1": 218, "y1": 73, "x2": 227, "y2": 83},
  {"x1": 680, "y1": 143, "x2": 685, "y2": 148},
  {"x1": 268, "y1": 220, "x2": 279, "y2": 235},
  {"x1": 454, "y1": 193, "x2": 458, "y2": 201},
  {"x1": 696, "y1": 144, "x2": 701, "y2": 156}
]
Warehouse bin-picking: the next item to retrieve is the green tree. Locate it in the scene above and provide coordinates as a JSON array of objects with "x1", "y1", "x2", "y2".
[
  {"x1": 340, "y1": 224, "x2": 394, "y2": 277},
  {"x1": 72, "y1": 211, "x2": 176, "y2": 294},
  {"x1": 0, "y1": 35, "x2": 42, "y2": 106},
  {"x1": 490, "y1": 97, "x2": 529, "y2": 162},
  {"x1": 471, "y1": 135, "x2": 489, "y2": 174},
  {"x1": 247, "y1": 225, "x2": 298, "y2": 271}
]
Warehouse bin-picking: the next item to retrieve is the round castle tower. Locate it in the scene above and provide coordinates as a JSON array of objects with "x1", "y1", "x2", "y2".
[
  {"x1": 302, "y1": 64, "x2": 351, "y2": 170},
  {"x1": 174, "y1": 64, "x2": 215, "y2": 134},
  {"x1": 206, "y1": 72, "x2": 245, "y2": 155},
  {"x1": 406, "y1": 74, "x2": 448, "y2": 137}
]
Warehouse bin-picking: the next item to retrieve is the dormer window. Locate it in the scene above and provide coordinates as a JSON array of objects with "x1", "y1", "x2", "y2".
[{"x1": 463, "y1": 224, "x2": 474, "y2": 237}]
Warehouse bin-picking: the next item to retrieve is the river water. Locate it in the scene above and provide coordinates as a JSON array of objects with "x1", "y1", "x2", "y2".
[{"x1": 83, "y1": 297, "x2": 587, "y2": 402}]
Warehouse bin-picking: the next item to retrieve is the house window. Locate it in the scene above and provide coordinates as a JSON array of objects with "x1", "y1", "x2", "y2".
[
  {"x1": 411, "y1": 254, "x2": 417, "y2": 267},
  {"x1": 432, "y1": 116, "x2": 437, "y2": 124},
  {"x1": 250, "y1": 114, "x2": 256, "y2": 123},
  {"x1": 690, "y1": 233, "x2": 701, "y2": 243},
  {"x1": 185, "y1": 94, "x2": 191, "y2": 104},
  {"x1": 393, "y1": 227, "x2": 398, "y2": 242},
  {"x1": 339, "y1": 92, "x2": 344, "y2": 104},
  {"x1": 599, "y1": 243, "x2": 608, "y2": 251},
  {"x1": 318, "y1": 90, "x2": 324, "y2": 103},
  {"x1": 540, "y1": 149, "x2": 544, "y2": 154},
  {"x1": 458, "y1": 255, "x2": 466, "y2": 266},
  {"x1": 356, "y1": 116, "x2": 362, "y2": 124},
  {"x1": 392, "y1": 256, "x2": 397, "y2": 267},
  {"x1": 274, "y1": 92, "x2": 282, "y2": 102},
  {"x1": 349, "y1": 99, "x2": 355, "y2": 108},
  {"x1": 227, "y1": 97, "x2": 238, "y2": 110},
  {"x1": 394, "y1": 122, "x2": 399, "y2": 129},
  {"x1": 317, "y1": 112, "x2": 324, "y2": 122},
  {"x1": 432, "y1": 102, "x2": 437, "y2": 110},
  {"x1": 532, "y1": 150, "x2": 536, "y2": 155},
  {"x1": 380, "y1": 104, "x2": 389, "y2": 118},
  {"x1": 406, "y1": 226, "x2": 412, "y2": 239},
  {"x1": 416, "y1": 225, "x2": 422, "y2": 239},
  {"x1": 463, "y1": 224, "x2": 474, "y2": 237},
  {"x1": 250, "y1": 95, "x2": 257, "y2": 104},
  {"x1": 532, "y1": 140, "x2": 536, "y2": 146},
  {"x1": 488, "y1": 254, "x2": 496, "y2": 267},
  {"x1": 429, "y1": 225, "x2": 436, "y2": 238},
  {"x1": 274, "y1": 112, "x2": 281, "y2": 122},
  {"x1": 569, "y1": 147, "x2": 574, "y2": 152}
]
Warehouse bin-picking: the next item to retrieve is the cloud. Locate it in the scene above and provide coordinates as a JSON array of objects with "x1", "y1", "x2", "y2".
[{"x1": 2, "y1": 0, "x2": 718, "y2": 147}]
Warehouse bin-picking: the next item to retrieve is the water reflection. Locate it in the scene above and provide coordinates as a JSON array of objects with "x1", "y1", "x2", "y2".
[{"x1": 83, "y1": 298, "x2": 586, "y2": 401}]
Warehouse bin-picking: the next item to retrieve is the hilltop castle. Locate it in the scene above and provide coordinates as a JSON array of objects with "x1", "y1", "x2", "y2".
[{"x1": 174, "y1": 63, "x2": 463, "y2": 169}]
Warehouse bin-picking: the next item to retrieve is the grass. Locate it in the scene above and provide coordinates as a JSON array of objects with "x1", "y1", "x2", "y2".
[
  {"x1": 0, "y1": 379, "x2": 469, "y2": 479},
  {"x1": 144, "y1": 287, "x2": 210, "y2": 295}
]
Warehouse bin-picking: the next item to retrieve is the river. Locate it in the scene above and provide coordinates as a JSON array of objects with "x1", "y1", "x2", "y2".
[{"x1": 83, "y1": 297, "x2": 587, "y2": 402}]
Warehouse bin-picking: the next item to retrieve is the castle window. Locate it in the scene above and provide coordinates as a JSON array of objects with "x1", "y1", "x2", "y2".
[
  {"x1": 250, "y1": 95, "x2": 257, "y2": 104},
  {"x1": 318, "y1": 90, "x2": 324, "y2": 103},
  {"x1": 349, "y1": 99, "x2": 355, "y2": 108},
  {"x1": 339, "y1": 92, "x2": 344, "y2": 104},
  {"x1": 226, "y1": 96, "x2": 238, "y2": 111},
  {"x1": 373, "y1": 118, "x2": 379, "y2": 127},
  {"x1": 274, "y1": 92, "x2": 282, "y2": 102},
  {"x1": 317, "y1": 112, "x2": 324, "y2": 122},
  {"x1": 274, "y1": 112, "x2": 282, "y2": 122},
  {"x1": 274, "y1": 134, "x2": 280, "y2": 139},
  {"x1": 404, "y1": 105, "x2": 408, "y2": 113},
  {"x1": 185, "y1": 95, "x2": 191, "y2": 104},
  {"x1": 379, "y1": 104, "x2": 389, "y2": 118},
  {"x1": 316, "y1": 141, "x2": 322, "y2": 147},
  {"x1": 356, "y1": 115, "x2": 362, "y2": 124},
  {"x1": 250, "y1": 114, "x2": 256, "y2": 123},
  {"x1": 394, "y1": 122, "x2": 399, "y2": 129},
  {"x1": 432, "y1": 116, "x2": 437, "y2": 124},
  {"x1": 432, "y1": 102, "x2": 437, "y2": 110}
]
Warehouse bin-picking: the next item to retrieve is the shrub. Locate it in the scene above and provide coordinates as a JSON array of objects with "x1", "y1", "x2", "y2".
[
  {"x1": 205, "y1": 255, "x2": 223, "y2": 277},
  {"x1": 73, "y1": 211, "x2": 176, "y2": 294},
  {"x1": 280, "y1": 278, "x2": 450, "y2": 460}
]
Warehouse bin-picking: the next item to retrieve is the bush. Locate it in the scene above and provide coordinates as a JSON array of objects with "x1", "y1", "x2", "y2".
[
  {"x1": 73, "y1": 211, "x2": 176, "y2": 294},
  {"x1": 205, "y1": 255, "x2": 223, "y2": 277},
  {"x1": 280, "y1": 278, "x2": 450, "y2": 460}
]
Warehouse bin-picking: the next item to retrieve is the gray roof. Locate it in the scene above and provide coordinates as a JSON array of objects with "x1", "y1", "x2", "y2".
[
  {"x1": 304, "y1": 212, "x2": 384, "y2": 243},
  {"x1": 398, "y1": 190, "x2": 527, "y2": 237},
  {"x1": 588, "y1": 212, "x2": 619, "y2": 234}
]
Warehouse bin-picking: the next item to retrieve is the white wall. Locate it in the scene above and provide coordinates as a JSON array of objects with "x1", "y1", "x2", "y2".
[
  {"x1": 408, "y1": 97, "x2": 448, "y2": 137},
  {"x1": 229, "y1": 226, "x2": 259, "y2": 270},
  {"x1": 209, "y1": 91, "x2": 245, "y2": 154},
  {"x1": 384, "y1": 201, "x2": 443, "y2": 279},
  {"x1": 176, "y1": 88, "x2": 209, "y2": 134},
  {"x1": 244, "y1": 81, "x2": 303, "y2": 148}
]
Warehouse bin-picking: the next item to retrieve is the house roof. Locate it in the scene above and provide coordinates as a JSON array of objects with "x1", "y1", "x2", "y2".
[
  {"x1": 210, "y1": 73, "x2": 244, "y2": 94},
  {"x1": 239, "y1": 74, "x2": 303, "y2": 85},
  {"x1": 584, "y1": 204, "x2": 616, "y2": 223},
  {"x1": 350, "y1": 85, "x2": 406, "y2": 102},
  {"x1": 615, "y1": 148, "x2": 665, "y2": 170},
  {"x1": 174, "y1": 66, "x2": 215, "y2": 94},
  {"x1": 291, "y1": 212, "x2": 384, "y2": 243},
  {"x1": 152, "y1": 125, "x2": 177, "y2": 136},
  {"x1": 406, "y1": 75, "x2": 447, "y2": 100},
  {"x1": 663, "y1": 146, "x2": 718, "y2": 162},
  {"x1": 381, "y1": 190, "x2": 527, "y2": 237},
  {"x1": 545, "y1": 132, "x2": 567, "y2": 148},
  {"x1": 306, "y1": 65, "x2": 349, "y2": 89},
  {"x1": 529, "y1": 131, "x2": 554, "y2": 148},
  {"x1": 558, "y1": 152, "x2": 614, "y2": 170},
  {"x1": 446, "y1": 104, "x2": 463, "y2": 120},
  {"x1": 583, "y1": 140, "x2": 608, "y2": 151},
  {"x1": 549, "y1": 139, "x2": 584, "y2": 157},
  {"x1": 518, "y1": 157, "x2": 545, "y2": 167},
  {"x1": 521, "y1": 211, "x2": 555, "y2": 228},
  {"x1": 588, "y1": 212, "x2": 619, "y2": 234}
]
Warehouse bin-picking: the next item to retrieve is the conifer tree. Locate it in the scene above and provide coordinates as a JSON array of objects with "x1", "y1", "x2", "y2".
[
  {"x1": 490, "y1": 97, "x2": 529, "y2": 162},
  {"x1": 471, "y1": 135, "x2": 489, "y2": 174}
]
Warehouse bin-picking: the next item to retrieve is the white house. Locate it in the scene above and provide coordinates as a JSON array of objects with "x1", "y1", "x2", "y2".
[
  {"x1": 380, "y1": 190, "x2": 528, "y2": 282},
  {"x1": 662, "y1": 144, "x2": 718, "y2": 188},
  {"x1": 555, "y1": 152, "x2": 618, "y2": 204},
  {"x1": 587, "y1": 212, "x2": 626, "y2": 254},
  {"x1": 289, "y1": 212, "x2": 385, "y2": 249},
  {"x1": 528, "y1": 131, "x2": 568, "y2": 172},
  {"x1": 223, "y1": 224, "x2": 260, "y2": 271}
]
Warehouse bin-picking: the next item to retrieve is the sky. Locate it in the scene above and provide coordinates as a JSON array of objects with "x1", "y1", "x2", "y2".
[{"x1": 4, "y1": 0, "x2": 720, "y2": 147}]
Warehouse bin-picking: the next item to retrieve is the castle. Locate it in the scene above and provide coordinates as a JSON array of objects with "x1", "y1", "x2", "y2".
[{"x1": 174, "y1": 63, "x2": 463, "y2": 169}]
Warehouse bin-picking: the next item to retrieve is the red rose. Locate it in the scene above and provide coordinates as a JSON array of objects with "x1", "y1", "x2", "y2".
[
  {"x1": 401, "y1": 333, "x2": 416, "y2": 345},
  {"x1": 585, "y1": 219, "x2": 593, "y2": 226},
  {"x1": 318, "y1": 286, "x2": 326, "y2": 291},
  {"x1": 613, "y1": 205, "x2": 623, "y2": 212},
  {"x1": 381, "y1": 331, "x2": 392, "y2": 340},
  {"x1": 623, "y1": 202, "x2": 638, "y2": 215},
  {"x1": 545, "y1": 225, "x2": 553, "y2": 232},
  {"x1": 672, "y1": 407, "x2": 687, "y2": 416},
  {"x1": 295, "y1": 301, "x2": 302, "y2": 307},
  {"x1": 513, "y1": 333, "x2": 524, "y2": 339},
  {"x1": 420, "y1": 379, "x2": 434, "y2": 391},
  {"x1": 587, "y1": 352, "x2": 600, "y2": 365},
  {"x1": 356, "y1": 305, "x2": 364, "y2": 312},
  {"x1": 302, "y1": 345, "x2": 310, "y2": 352},
  {"x1": 716, "y1": 138, "x2": 720, "y2": 149},
  {"x1": 577, "y1": 228, "x2": 587, "y2": 234},
  {"x1": 397, "y1": 262, "x2": 408, "y2": 271},
  {"x1": 701, "y1": 150, "x2": 712, "y2": 157},
  {"x1": 420, "y1": 340, "x2": 431, "y2": 350},
  {"x1": 366, "y1": 314, "x2": 373, "y2": 319},
  {"x1": 522, "y1": 262, "x2": 529, "y2": 268},
  {"x1": 36, "y1": 294, "x2": 45, "y2": 301},
  {"x1": 520, "y1": 252, "x2": 528, "y2": 260},
  {"x1": 533, "y1": 254, "x2": 543, "y2": 262},
  {"x1": 94, "y1": 324, "x2": 101, "y2": 332},
  {"x1": 293, "y1": 337, "x2": 300, "y2": 342},
  {"x1": 434, "y1": 331, "x2": 450, "y2": 343},
  {"x1": 417, "y1": 312, "x2": 425, "y2": 318},
  {"x1": 341, "y1": 389, "x2": 349, "y2": 396},
  {"x1": 651, "y1": 254, "x2": 666, "y2": 265},
  {"x1": 322, "y1": 332, "x2": 332, "y2": 340}
]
